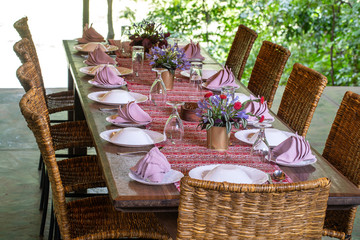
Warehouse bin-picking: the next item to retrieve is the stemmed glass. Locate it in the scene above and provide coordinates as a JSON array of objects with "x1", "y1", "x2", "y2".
[
  {"x1": 149, "y1": 68, "x2": 168, "y2": 106},
  {"x1": 251, "y1": 122, "x2": 272, "y2": 162},
  {"x1": 120, "y1": 26, "x2": 132, "y2": 57},
  {"x1": 164, "y1": 101, "x2": 185, "y2": 144}
]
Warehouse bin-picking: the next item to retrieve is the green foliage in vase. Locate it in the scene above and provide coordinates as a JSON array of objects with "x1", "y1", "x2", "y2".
[{"x1": 145, "y1": 0, "x2": 359, "y2": 86}]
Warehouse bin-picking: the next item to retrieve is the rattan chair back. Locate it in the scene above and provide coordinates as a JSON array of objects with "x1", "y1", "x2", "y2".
[
  {"x1": 247, "y1": 41, "x2": 291, "y2": 108},
  {"x1": 177, "y1": 176, "x2": 331, "y2": 240},
  {"x1": 277, "y1": 63, "x2": 328, "y2": 136},
  {"x1": 322, "y1": 91, "x2": 360, "y2": 239},
  {"x1": 225, "y1": 24, "x2": 258, "y2": 80},
  {"x1": 19, "y1": 87, "x2": 73, "y2": 238},
  {"x1": 14, "y1": 17, "x2": 43, "y2": 82}
]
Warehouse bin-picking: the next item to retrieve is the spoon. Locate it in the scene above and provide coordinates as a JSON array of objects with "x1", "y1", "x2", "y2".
[{"x1": 272, "y1": 170, "x2": 286, "y2": 182}]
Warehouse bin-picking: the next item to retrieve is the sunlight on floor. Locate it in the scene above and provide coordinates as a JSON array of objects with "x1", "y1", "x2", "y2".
[{"x1": 1, "y1": 0, "x2": 148, "y2": 88}]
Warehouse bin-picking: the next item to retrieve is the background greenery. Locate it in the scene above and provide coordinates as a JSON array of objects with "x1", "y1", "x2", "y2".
[{"x1": 121, "y1": 0, "x2": 359, "y2": 86}]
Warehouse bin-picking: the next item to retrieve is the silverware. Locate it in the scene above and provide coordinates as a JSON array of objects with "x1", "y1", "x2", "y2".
[
  {"x1": 99, "y1": 107, "x2": 118, "y2": 111},
  {"x1": 117, "y1": 146, "x2": 163, "y2": 156},
  {"x1": 273, "y1": 170, "x2": 286, "y2": 182}
]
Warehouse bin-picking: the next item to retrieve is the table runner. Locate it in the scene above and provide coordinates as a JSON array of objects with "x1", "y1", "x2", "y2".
[{"x1": 116, "y1": 57, "x2": 292, "y2": 184}]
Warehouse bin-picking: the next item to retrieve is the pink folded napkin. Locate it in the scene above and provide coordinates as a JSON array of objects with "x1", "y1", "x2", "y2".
[
  {"x1": 78, "y1": 23, "x2": 104, "y2": 43},
  {"x1": 205, "y1": 66, "x2": 238, "y2": 88},
  {"x1": 93, "y1": 65, "x2": 125, "y2": 85},
  {"x1": 130, "y1": 147, "x2": 171, "y2": 183},
  {"x1": 182, "y1": 40, "x2": 205, "y2": 60},
  {"x1": 112, "y1": 101, "x2": 151, "y2": 124},
  {"x1": 85, "y1": 45, "x2": 115, "y2": 66},
  {"x1": 244, "y1": 95, "x2": 274, "y2": 121},
  {"x1": 272, "y1": 133, "x2": 315, "y2": 164},
  {"x1": 108, "y1": 39, "x2": 122, "y2": 56}
]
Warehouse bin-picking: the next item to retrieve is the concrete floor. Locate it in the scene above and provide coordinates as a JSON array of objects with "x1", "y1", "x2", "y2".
[{"x1": 0, "y1": 87, "x2": 359, "y2": 239}]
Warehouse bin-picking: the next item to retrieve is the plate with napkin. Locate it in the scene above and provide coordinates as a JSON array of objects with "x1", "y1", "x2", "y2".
[
  {"x1": 129, "y1": 147, "x2": 183, "y2": 185},
  {"x1": 100, "y1": 127, "x2": 165, "y2": 147},
  {"x1": 267, "y1": 133, "x2": 317, "y2": 167},
  {"x1": 189, "y1": 164, "x2": 268, "y2": 184},
  {"x1": 87, "y1": 89, "x2": 148, "y2": 105},
  {"x1": 234, "y1": 128, "x2": 294, "y2": 147},
  {"x1": 74, "y1": 42, "x2": 118, "y2": 53},
  {"x1": 84, "y1": 45, "x2": 116, "y2": 66},
  {"x1": 80, "y1": 65, "x2": 133, "y2": 76},
  {"x1": 244, "y1": 95, "x2": 274, "y2": 125},
  {"x1": 106, "y1": 101, "x2": 152, "y2": 127},
  {"x1": 88, "y1": 65, "x2": 127, "y2": 88},
  {"x1": 182, "y1": 40, "x2": 205, "y2": 61},
  {"x1": 77, "y1": 23, "x2": 105, "y2": 43},
  {"x1": 202, "y1": 66, "x2": 239, "y2": 91}
]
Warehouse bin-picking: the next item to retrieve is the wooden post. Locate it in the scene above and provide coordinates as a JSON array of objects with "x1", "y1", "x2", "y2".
[
  {"x1": 107, "y1": 0, "x2": 114, "y2": 39},
  {"x1": 83, "y1": 0, "x2": 90, "y2": 28}
]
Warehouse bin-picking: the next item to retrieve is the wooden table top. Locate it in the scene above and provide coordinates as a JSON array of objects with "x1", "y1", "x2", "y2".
[{"x1": 63, "y1": 40, "x2": 360, "y2": 211}]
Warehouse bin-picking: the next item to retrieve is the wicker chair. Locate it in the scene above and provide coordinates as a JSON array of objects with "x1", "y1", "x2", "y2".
[
  {"x1": 225, "y1": 24, "x2": 258, "y2": 80},
  {"x1": 247, "y1": 41, "x2": 291, "y2": 108},
  {"x1": 277, "y1": 63, "x2": 328, "y2": 137},
  {"x1": 321, "y1": 91, "x2": 360, "y2": 240},
  {"x1": 177, "y1": 176, "x2": 331, "y2": 240},
  {"x1": 13, "y1": 17, "x2": 74, "y2": 116},
  {"x1": 19, "y1": 87, "x2": 171, "y2": 240},
  {"x1": 17, "y1": 60, "x2": 97, "y2": 236}
]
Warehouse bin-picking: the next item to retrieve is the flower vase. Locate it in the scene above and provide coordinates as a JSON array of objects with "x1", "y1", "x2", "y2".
[
  {"x1": 161, "y1": 71, "x2": 175, "y2": 90},
  {"x1": 206, "y1": 126, "x2": 230, "y2": 151}
]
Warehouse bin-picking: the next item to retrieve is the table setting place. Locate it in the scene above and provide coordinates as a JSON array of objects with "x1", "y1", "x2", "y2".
[{"x1": 76, "y1": 21, "x2": 318, "y2": 190}]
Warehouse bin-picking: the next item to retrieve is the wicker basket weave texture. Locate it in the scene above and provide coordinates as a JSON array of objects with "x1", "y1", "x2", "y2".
[
  {"x1": 247, "y1": 41, "x2": 291, "y2": 108},
  {"x1": 225, "y1": 24, "x2": 258, "y2": 80},
  {"x1": 277, "y1": 63, "x2": 328, "y2": 137},
  {"x1": 19, "y1": 88, "x2": 171, "y2": 240},
  {"x1": 177, "y1": 176, "x2": 331, "y2": 240},
  {"x1": 322, "y1": 91, "x2": 360, "y2": 239},
  {"x1": 13, "y1": 17, "x2": 74, "y2": 114}
]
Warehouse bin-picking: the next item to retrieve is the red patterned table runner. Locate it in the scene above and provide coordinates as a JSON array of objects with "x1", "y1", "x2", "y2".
[{"x1": 117, "y1": 57, "x2": 292, "y2": 184}]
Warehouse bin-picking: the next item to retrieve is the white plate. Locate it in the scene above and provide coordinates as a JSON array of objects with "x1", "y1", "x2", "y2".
[
  {"x1": 100, "y1": 129, "x2": 165, "y2": 147},
  {"x1": 106, "y1": 115, "x2": 151, "y2": 127},
  {"x1": 234, "y1": 129, "x2": 294, "y2": 147},
  {"x1": 189, "y1": 164, "x2": 268, "y2": 184},
  {"x1": 266, "y1": 156, "x2": 317, "y2": 167},
  {"x1": 80, "y1": 66, "x2": 133, "y2": 76},
  {"x1": 128, "y1": 169, "x2": 184, "y2": 185},
  {"x1": 87, "y1": 91, "x2": 148, "y2": 105},
  {"x1": 201, "y1": 82, "x2": 240, "y2": 92},
  {"x1": 88, "y1": 79, "x2": 127, "y2": 89},
  {"x1": 74, "y1": 44, "x2": 118, "y2": 53},
  {"x1": 180, "y1": 69, "x2": 218, "y2": 79}
]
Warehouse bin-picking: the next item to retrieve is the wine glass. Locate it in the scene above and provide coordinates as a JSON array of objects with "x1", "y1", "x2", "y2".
[
  {"x1": 132, "y1": 46, "x2": 144, "y2": 77},
  {"x1": 251, "y1": 122, "x2": 272, "y2": 162},
  {"x1": 120, "y1": 26, "x2": 132, "y2": 57},
  {"x1": 164, "y1": 101, "x2": 185, "y2": 144},
  {"x1": 149, "y1": 68, "x2": 168, "y2": 106}
]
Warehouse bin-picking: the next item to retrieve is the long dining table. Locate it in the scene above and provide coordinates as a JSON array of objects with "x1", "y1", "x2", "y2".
[{"x1": 63, "y1": 39, "x2": 360, "y2": 216}]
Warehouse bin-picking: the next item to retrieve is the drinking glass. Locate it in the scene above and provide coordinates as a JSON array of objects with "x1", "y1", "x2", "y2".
[
  {"x1": 172, "y1": 38, "x2": 180, "y2": 47},
  {"x1": 164, "y1": 101, "x2": 185, "y2": 144},
  {"x1": 132, "y1": 46, "x2": 144, "y2": 77},
  {"x1": 251, "y1": 122, "x2": 272, "y2": 162},
  {"x1": 221, "y1": 86, "x2": 236, "y2": 101},
  {"x1": 149, "y1": 68, "x2": 168, "y2": 106},
  {"x1": 120, "y1": 26, "x2": 132, "y2": 57},
  {"x1": 189, "y1": 62, "x2": 202, "y2": 82}
]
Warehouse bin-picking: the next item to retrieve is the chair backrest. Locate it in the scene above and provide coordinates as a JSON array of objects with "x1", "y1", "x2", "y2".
[
  {"x1": 247, "y1": 41, "x2": 291, "y2": 108},
  {"x1": 323, "y1": 91, "x2": 360, "y2": 188},
  {"x1": 225, "y1": 24, "x2": 258, "y2": 80},
  {"x1": 277, "y1": 63, "x2": 328, "y2": 136},
  {"x1": 19, "y1": 87, "x2": 71, "y2": 238},
  {"x1": 13, "y1": 17, "x2": 43, "y2": 82},
  {"x1": 177, "y1": 176, "x2": 331, "y2": 240},
  {"x1": 16, "y1": 60, "x2": 50, "y2": 124}
]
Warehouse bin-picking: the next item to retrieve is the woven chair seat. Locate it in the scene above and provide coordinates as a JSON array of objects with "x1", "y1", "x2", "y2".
[
  {"x1": 58, "y1": 155, "x2": 105, "y2": 193},
  {"x1": 66, "y1": 196, "x2": 170, "y2": 240},
  {"x1": 47, "y1": 90, "x2": 74, "y2": 114},
  {"x1": 50, "y1": 120, "x2": 94, "y2": 151}
]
